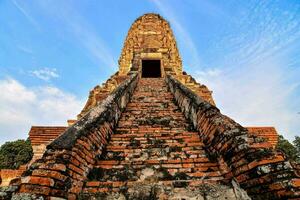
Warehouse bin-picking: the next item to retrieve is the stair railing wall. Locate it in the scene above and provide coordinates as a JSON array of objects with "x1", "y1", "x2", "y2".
[
  {"x1": 13, "y1": 73, "x2": 139, "y2": 199},
  {"x1": 166, "y1": 74, "x2": 300, "y2": 199}
]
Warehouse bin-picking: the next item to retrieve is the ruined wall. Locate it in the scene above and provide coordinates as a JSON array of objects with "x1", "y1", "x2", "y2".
[
  {"x1": 166, "y1": 74, "x2": 300, "y2": 199},
  {"x1": 246, "y1": 127, "x2": 279, "y2": 148},
  {"x1": 0, "y1": 166, "x2": 25, "y2": 187},
  {"x1": 119, "y1": 13, "x2": 182, "y2": 76},
  {"x1": 175, "y1": 73, "x2": 216, "y2": 106},
  {"x1": 28, "y1": 126, "x2": 67, "y2": 165},
  {"x1": 77, "y1": 73, "x2": 128, "y2": 119},
  {"x1": 13, "y1": 74, "x2": 139, "y2": 199}
]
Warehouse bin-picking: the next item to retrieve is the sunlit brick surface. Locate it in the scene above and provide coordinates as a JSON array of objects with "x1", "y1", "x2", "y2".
[{"x1": 83, "y1": 78, "x2": 224, "y2": 195}]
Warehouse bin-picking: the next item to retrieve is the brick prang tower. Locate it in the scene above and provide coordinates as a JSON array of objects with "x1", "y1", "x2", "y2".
[{"x1": 3, "y1": 13, "x2": 300, "y2": 200}]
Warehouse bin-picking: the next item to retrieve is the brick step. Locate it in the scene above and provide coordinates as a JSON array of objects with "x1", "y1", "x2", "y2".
[
  {"x1": 96, "y1": 158, "x2": 216, "y2": 166},
  {"x1": 115, "y1": 125, "x2": 192, "y2": 130},
  {"x1": 130, "y1": 99, "x2": 175, "y2": 103},
  {"x1": 103, "y1": 152, "x2": 206, "y2": 161},
  {"x1": 119, "y1": 111, "x2": 184, "y2": 116},
  {"x1": 118, "y1": 117, "x2": 184, "y2": 122},
  {"x1": 102, "y1": 147, "x2": 209, "y2": 160},
  {"x1": 83, "y1": 179, "x2": 223, "y2": 194},
  {"x1": 123, "y1": 107, "x2": 179, "y2": 112},
  {"x1": 110, "y1": 133, "x2": 200, "y2": 139},
  {"x1": 117, "y1": 119, "x2": 190, "y2": 125},
  {"x1": 105, "y1": 142, "x2": 205, "y2": 150},
  {"x1": 130, "y1": 95, "x2": 173, "y2": 98},
  {"x1": 134, "y1": 89, "x2": 169, "y2": 92},
  {"x1": 118, "y1": 113, "x2": 185, "y2": 118},
  {"x1": 106, "y1": 139, "x2": 203, "y2": 145},
  {"x1": 116, "y1": 123, "x2": 190, "y2": 128},
  {"x1": 104, "y1": 146, "x2": 205, "y2": 155},
  {"x1": 113, "y1": 129, "x2": 199, "y2": 134},
  {"x1": 126, "y1": 102, "x2": 178, "y2": 106},
  {"x1": 88, "y1": 78, "x2": 225, "y2": 184},
  {"x1": 118, "y1": 113, "x2": 186, "y2": 118},
  {"x1": 85, "y1": 166, "x2": 223, "y2": 185},
  {"x1": 115, "y1": 127, "x2": 190, "y2": 133},
  {"x1": 130, "y1": 98, "x2": 174, "y2": 102},
  {"x1": 103, "y1": 152, "x2": 207, "y2": 161},
  {"x1": 94, "y1": 165, "x2": 220, "y2": 174},
  {"x1": 108, "y1": 138, "x2": 202, "y2": 145}
]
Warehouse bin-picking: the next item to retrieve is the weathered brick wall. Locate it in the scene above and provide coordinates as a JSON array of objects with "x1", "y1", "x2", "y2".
[
  {"x1": 175, "y1": 73, "x2": 216, "y2": 106},
  {"x1": 0, "y1": 167, "x2": 25, "y2": 187},
  {"x1": 166, "y1": 74, "x2": 300, "y2": 199},
  {"x1": 77, "y1": 73, "x2": 129, "y2": 119},
  {"x1": 246, "y1": 127, "x2": 279, "y2": 148},
  {"x1": 28, "y1": 126, "x2": 67, "y2": 166},
  {"x1": 13, "y1": 74, "x2": 139, "y2": 199}
]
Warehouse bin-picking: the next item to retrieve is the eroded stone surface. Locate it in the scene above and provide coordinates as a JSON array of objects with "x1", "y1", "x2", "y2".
[
  {"x1": 80, "y1": 183, "x2": 249, "y2": 200},
  {"x1": 80, "y1": 78, "x2": 248, "y2": 199}
]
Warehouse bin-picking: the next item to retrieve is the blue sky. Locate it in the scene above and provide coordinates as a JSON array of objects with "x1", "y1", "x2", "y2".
[{"x1": 0, "y1": 0, "x2": 299, "y2": 144}]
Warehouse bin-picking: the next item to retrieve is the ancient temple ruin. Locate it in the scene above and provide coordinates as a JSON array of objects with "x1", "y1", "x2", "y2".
[{"x1": 1, "y1": 13, "x2": 299, "y2": 199}]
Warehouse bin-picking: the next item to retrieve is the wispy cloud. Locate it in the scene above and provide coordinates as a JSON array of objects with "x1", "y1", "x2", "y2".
[
  {"x1": 30, "y1": 67, "x2": 59, "y2": 81},
  {"x1": 196, "y1": 68, "x2": 221, "y2": 79},
  {"x1": 17, "y1": 45, "x2": 33, "y2": 54},
  {"x1": 152, "y1": 0, "x2": 201, "y2": 67},
  {"x1": 11, "y1": 0, "x2": 40, "y2": 31},
  {"x1": 195, "y1": 59, "x2": 300, "y2": 142},
  {"x1": 0, "y1": 77, "x2": 84, "y2": 144},
  {"x1": 195, "y1": 1, "x2": 300, "y2": 141},
  {"x1": 11, "y1": 1, "x2": 116, "y2": 70},
  {"x1": 37, "y1": 1, "x2": 117, "y2": 69},
  {"x1": 209, "y1": 1, "x2": 300, "y2": 70}
]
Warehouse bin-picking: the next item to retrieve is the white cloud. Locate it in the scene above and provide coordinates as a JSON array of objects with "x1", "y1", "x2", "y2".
[
  {"x1": 30, "y1": 67, "x2": 59, "y2": 81},
  {"x1": 195, "y1": 68, "x2": 221, "y2": 80},
  {"x1": 0, "y1": 77, "x2": 84, "y2": 145},
  {"x1": 192, "y1": 1, "x2": 300, "y2": 142},
  {"x1": 195, "y1": 58, "x2": 300, "y2": 142}
]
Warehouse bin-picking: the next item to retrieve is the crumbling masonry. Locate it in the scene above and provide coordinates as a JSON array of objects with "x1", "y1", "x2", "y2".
[{"x1": 1, "y1": 13, "x2": 299, "y2": 200}]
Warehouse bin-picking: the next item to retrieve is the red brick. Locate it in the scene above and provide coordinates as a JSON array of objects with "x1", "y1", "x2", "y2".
[
  {"x1": 86, "y1": 181, "x2": 100, "y2": 187},
  {"x1": 291, "y1": 179, "x2": 300, "y2": 188},
  {"x1": 19, "y1": 184, "x2": 50, "y2": 195},
  {"x1": 22, "y1": 176, "x2": 54, "y2": 187}
]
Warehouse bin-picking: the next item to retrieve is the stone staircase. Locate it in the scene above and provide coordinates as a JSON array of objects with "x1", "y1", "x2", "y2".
[
  {"x1": 81, "y1": 78, "x2": 230, "y2": 199},
  {"x1": 12, "y1": 74, "x2": 299, "y2": 199}
]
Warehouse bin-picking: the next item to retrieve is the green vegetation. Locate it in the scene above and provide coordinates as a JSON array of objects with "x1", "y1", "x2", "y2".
[
  {"x1": 293, "y1": 136, "x2": 300, "y2": 155},
  {"x1": 0, "y1": 139, "x2": 33, "y2": 169},
  {"x1": 276, "y1": 135, "x2": 300, "y2": 163}
]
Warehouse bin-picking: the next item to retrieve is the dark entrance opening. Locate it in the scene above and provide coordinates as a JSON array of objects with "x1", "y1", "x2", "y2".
[{"x1": 142, "y1": 60, "x2": 161, "y2": 78}]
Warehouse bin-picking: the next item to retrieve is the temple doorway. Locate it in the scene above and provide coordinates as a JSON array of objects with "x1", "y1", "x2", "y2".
[{"x1": 141, "y1": 60, "x2": 161, "y2": 78}]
